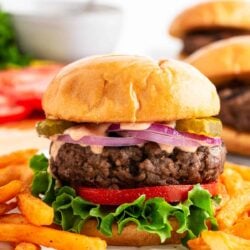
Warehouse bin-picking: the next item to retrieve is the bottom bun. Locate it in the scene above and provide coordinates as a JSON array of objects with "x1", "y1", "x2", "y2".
[
  {"x1": 222, "y1": 126, "x2": 250, "y2": 156},
  {"x1": 81, "y1": 218, "x2": 183, "y2": 246}
]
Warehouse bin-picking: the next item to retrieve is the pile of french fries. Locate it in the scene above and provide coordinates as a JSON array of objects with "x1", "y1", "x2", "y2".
[
  {"x1": 0, "y1": 150, "x2": 107, "y2": 250},
  {"x1": 188, "y1": 162, "x2": 250, "y2": 250}
]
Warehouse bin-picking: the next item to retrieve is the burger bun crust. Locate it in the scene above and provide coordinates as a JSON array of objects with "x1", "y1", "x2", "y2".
[
  {"x1": 186, "y1": 36, "x2": 250, "y2": 84},
  {"x1": 170, "y1": 1, "x2": 250, "y2": 38},
  {"x1": 43, "y1": 55, "x2": 219, "y2": 123}
]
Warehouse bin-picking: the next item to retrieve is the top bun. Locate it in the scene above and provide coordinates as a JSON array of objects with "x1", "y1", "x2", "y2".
[
  {"x1": 186, "y1": 36, "x2": 250, "y2": 84},
  {"x1": 170, "y1": 1, "x2": 250, "y2": 38},
  {"x1": 43, "y1": 55, "x2": 219, "y2": 123}
]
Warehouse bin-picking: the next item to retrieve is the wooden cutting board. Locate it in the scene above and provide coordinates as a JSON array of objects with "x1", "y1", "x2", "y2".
[{"x1": 0, "y1": 119, "x2": 49, "y2": 156}]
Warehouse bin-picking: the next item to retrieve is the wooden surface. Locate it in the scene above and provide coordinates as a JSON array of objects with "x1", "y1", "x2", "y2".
[{"x1": 0, "y1": 119, "x2": 49, "y2": 156}]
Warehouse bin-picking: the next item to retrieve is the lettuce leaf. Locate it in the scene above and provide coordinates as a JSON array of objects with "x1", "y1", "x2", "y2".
[{"x1": 30, "y1": 154, "x2": 218, "y2": 245}]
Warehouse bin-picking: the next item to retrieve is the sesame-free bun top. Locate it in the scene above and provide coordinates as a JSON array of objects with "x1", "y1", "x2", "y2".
[
  {"x1": 169, "y1": 1, "x2": 250, "y2": 38},
  {"x1": 43, "y1": 55, "x2": 219, "y2": 123},
  {"x1": 186, "y1": 36, "x2": 250, "y2": 84}
]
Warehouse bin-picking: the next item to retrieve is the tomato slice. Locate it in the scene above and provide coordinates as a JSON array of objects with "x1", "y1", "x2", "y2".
[
  {"x1": 0, "y1": 64, "x2": 62, "y2": 111},
  {"x1": 0, "y1": 93, "x2": 31, "y2": 123},
  {"x1": 77, "y1": 182, "x2": 219, "y2": 205}
]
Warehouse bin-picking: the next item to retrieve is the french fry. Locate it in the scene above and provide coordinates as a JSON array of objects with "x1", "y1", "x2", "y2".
[
  {"x1": 188, "y1": 231, "x2": 250, "y2": 250},
  {"x1": 15, "y1": 242, "x2": 41, "y2": 250},
  {"x1": 217, "y1": 181, "x2": 230, "y2": 208},
  {"x1": 216, "y1": 186, "x2": 250, "y2": 229},
  {"x1": 225, "y1": 162, "x2": 250, "y2": 181},
  {"x1": 220, "y1": 168, "x2": 245, "y2": 196},
  {"x1": 0, "y1": 202, "x2": 17, "y2": 215},
  {"x1": 0, "y1": 224, "x2": 107, "y2": 250},
  {"x1": 0, "y1": 149, "x2": 37, "y2": 169},
  {"x1": 187, "y1": 237, "x2": 209, "y2": 250},
  {"x1": 228, "y1": 217, "x2": 250, "y2": 240},
  {"x1": 17, "y1": 193, "x2": 53, "y2": 226},
  {"x1": 0, "y1": 180, "x2": 22, "y2": 203},
  {"x1": 0, "y1": 161, "x2": 34, "y2": 187},
  {"x1": 0, "y1": 214, "x2": 28, "y2": 224}
]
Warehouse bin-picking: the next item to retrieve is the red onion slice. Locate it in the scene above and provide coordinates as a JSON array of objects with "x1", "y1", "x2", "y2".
[
  {"x1": 109, "y1": 123, "x2": 221, "y2": 145},
  {"x1": 57, "y1": 134, "x2": 145, "y2": 146},
  {"x1": 120, "y1": 131, "x2": 200, "y2": 147}
]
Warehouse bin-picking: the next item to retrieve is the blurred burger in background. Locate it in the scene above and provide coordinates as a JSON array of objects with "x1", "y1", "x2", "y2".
[
  {"x1": 169, "y1": 1, "x2": 250, "y2": 57},
  {"x1": 32, "y1": 55, "x2": 226, "y2": 246},
  {"x1": 187, "y1": 36, "x2": 250, "y2": 156}
]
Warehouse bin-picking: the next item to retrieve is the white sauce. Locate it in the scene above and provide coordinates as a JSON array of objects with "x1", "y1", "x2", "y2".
[
  {"x1": 162, "y1": 121, "x2": 176, "y2": 128},
  {"x1": 51, "y1": 122, "x2": 199, "y2": 157},
  {"x1": 178, "y1": 146, "x2": 198, "y2": 153},
  {"x1": 159, "y1": 144, "x2": 175, "y2": 154},
  {"x1": 120, "y1": 123, "x2": 151, "y2": 130},
  {"x1": 64, "y1": 123, "x2": 110, "y2": 140},
  {"x1": 62, "y1": 123, "x2": 110, "y2": 154},
  {"x1": 88, "y1": 145, "x2": 103, "y2": 154},
  {"x1": 50, "y1": 140, "x2": 65, "y2": 159}
]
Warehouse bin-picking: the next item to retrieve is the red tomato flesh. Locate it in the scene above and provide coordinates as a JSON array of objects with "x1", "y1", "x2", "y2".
[
  {"x1": 0, "y1": 93, "x2": 31, "y2": 123},
  {"x1": 77, "y1": 182, "x2": 219, "y2": 205},
  {"x1": 0, "y1": 64, "x2": 62, "y2": 112}
]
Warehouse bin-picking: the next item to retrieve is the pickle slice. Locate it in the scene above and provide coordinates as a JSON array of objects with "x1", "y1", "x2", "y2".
[
  {"x1": 176, "y1": 117, "x2": 222, "y2": 137},
  {"x1": 36, "y1": 119, "x2": 75, "y2": 137}
]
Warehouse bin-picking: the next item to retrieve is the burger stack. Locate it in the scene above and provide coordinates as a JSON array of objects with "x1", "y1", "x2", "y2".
[
  {"x1": 169, "y1": 0, "x2": 250, "y2": 57},
  {"x1": 169, "y1": 0, "x2": 250, "y2": 156}
]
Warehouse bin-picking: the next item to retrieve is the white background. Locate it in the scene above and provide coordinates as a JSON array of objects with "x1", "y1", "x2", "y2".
[
  {"x1": 105, "y1": 0, "x2": 205, "y2": 58},
  {"x1": 0, "y1": 0, "x2": 205, "y2": 59}
]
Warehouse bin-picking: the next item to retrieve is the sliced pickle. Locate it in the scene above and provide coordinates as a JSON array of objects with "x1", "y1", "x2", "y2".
[
  {"x1": 36, "y1": 119, "x2": 75, "y2": 137},
  {"x1": 176, "y1": 117, "x2": 222, "y2": 137}
]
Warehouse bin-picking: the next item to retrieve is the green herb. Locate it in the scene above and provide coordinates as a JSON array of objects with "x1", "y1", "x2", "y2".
[
  {"x1": 30, "y1": 154, "x2": 219, "y2": 246},
  {"x1": 0, "y1": 10, "x2": 31, "y2": 68}
]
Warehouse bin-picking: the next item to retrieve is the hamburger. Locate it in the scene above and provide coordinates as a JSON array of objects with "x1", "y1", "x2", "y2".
[
  {"x1": 31, "y1": 55, "x2": 226, "y2": 246},
  {"x1": 169, "y1": 1, "x2": 250, "y2": 57},
  {"x1": 187, "y1": 36, "x2": 250, "y2": 156}
]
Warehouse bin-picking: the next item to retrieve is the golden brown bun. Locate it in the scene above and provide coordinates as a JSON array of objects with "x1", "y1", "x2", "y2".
[
  {"x1": 222, "y1": 126, "x2": 250, "y2": 156},
  {"x1": 186, "y1": 36, "x2": 250, "y2": 84},
  {"x1": 169, "y1": 1, "x2": 250, "y2": 38},
  {"x1": 81, "y1": 219, "x2": 182, "y2": 246},
  {"x1": 43, "y1": 55, "x2": 219, "y2": 122}
]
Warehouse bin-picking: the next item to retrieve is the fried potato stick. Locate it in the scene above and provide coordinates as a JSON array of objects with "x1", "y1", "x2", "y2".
[
  {"x1": 188, "y1": 231, "x2": 250, "y2": 250},
  {"x1": 0, "y1": 214, "x2": 28, "y2": 224},
  {"x1": 17, "y1": 193, "x2": 53, "y2": 226},
  {"x1": 15, "y1": 242, "x2": 41, "y2": 250},
  {"x1": 0, "y1": 224, "x2": 107, "y2": 250},
  {"x1": 0, "y1": 180, "x2": 22, "y2": 203}
]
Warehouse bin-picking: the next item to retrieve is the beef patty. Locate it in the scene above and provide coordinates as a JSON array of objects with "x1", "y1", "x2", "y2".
[
  {"x1": 218, "y1": 80, "x2": 250, "y2": 132},
  {"x1": 182, "y1": 28, "x2": 250, "y2": 55},
  {"x1": 50, "y1": 142, "x2": 226, "y2": 189}
]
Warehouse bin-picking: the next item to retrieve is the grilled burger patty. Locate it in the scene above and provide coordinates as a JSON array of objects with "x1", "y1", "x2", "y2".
[
  {"x1": 50, "y1": 142, "x2": 226, "y2": 189},
  {"x1": 183, "y1": 28, "x2": 250, "y2": 55},
  {"x1": 219, "y1": 81, "x2": 250, "y2": 132}
]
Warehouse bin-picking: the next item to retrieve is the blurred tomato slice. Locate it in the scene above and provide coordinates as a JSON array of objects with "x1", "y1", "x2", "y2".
[
  {"x1": 0, "y1": 64, "x2": 62, "y2": 110},
  {"x1": 0, "y1": 93, "x2": 31, "y2": 123}
]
